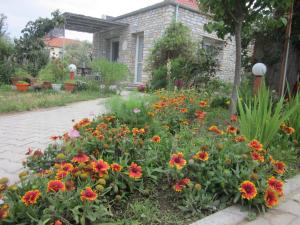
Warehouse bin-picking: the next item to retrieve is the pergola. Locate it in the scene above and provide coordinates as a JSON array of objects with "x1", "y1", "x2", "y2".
[{"x1": 63, "y1": 12, "x2": 128, "y2": 33}]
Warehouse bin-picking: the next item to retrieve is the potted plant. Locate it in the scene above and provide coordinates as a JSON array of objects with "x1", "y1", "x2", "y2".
[
  {"x1": 64, "y1": 80, "x2": 76, "y2": 92},
  {"x1": 16, "y1": 81, "x2": 30, "y2": 92}
]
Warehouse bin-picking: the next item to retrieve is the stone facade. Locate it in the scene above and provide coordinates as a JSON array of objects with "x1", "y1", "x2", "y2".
[{"x1": 93, "y1": 1, "x2": 236, "y2": 83}]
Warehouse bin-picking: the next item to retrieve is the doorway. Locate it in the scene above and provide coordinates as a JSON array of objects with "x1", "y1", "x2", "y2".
[{"x1": 134, "y1": 34, "x2": 144, "y2": 83}]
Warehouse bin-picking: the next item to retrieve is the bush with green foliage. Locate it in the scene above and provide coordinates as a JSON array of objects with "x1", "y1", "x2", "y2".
[
  {"x1": 89, "y1": 59, "x2": 129, "y2": 88},
  {"x1": 148, "y1": 21, "x2": 218, "y2": 89},
  {"x1": 38, "y1": 59, "x2": 68, "y2": 83},
  {"x1": 0, "y1": 36, "x2": 15, "y2": 84}
]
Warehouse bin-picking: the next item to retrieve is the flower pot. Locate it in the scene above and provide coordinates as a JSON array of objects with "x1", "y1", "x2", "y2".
[
  {"x1": 16, "y1": 83, "x2": 30, "y2": 92},
  {"x1": 64, "y1": 83, "x2": 76, "y2": 92},
  {"x1": 42, "y1": 81, "x2": 52, "y2": 89},
  {"x1": 52, "y1": 83, "x2": 62, "y2": 92}
]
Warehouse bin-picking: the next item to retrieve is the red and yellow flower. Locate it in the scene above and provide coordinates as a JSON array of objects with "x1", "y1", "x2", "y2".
[
  {"x1": 226, "y1": 125, "x2": 238, "y2": 135},
  {"x1": 268, "y1": 176, "x2": 284, "y2": 196},
  {"x1": 234, "y1": 135, "x2": 246, "y2": 142},
  {"x1": 239, "y1": 181, "x2": 257, "y2": 200},
  {"x1": 195, "y1": 110, "x2": 206, "y2": 121},
  {"x1": 169, "y1": 152, "x2": 187, "y2": 170},
  {"x1": 173, "y1": 178, "x2": 190, "y2": 192},
  {"x1": 80, "y1": 187, "x2": 97, "y2": 201},
  {"x1": 230, "y1": 114, "x2": 238, "y2": 122},
  {"x1": 128, "y1": 162, "x2": 142, "y2": 179},
  {"x1": 199, "y1": 100, "x2": 208, "y2": 108},
  {"x1": 193, "y1": 151, "x2": 209, "y2": 161},
  {"x1": 208, "y1": 125, "x2": 224, "y2": 135},
  {"x1": 273, "y1": 161, "x2": 286, "y2": 174},
  {"x1": 47, "y1": 180, "x2": 66, "y2": 192},
  {"x1": 264, "y1": 188, "x2": 279, "y2": 208},
  {"x1": 251, "y1": 151, "x2": 265, "y2": 163},
  {"x1": 0, "y1": 204, "x2": 9, "y2": 219},
  {"x1": 111, "y1": 163, "x2": 122, "y2": 172},
  {"x1": 92, "y1": 159, "x2": 110, "y2": 177},
  {"x1": 21, "y1": 189, "x2": 41, "y2": 206},
  {"x1": 180, "y1": 108, "x2": 188, "y2": 113},
  {"x1": 72, "y1": 153, "x2": 90, "y2": 164},
  {"x1": 151, "y1": 135, "x2": 161, "y2": 143},
  {"x1": 56, "y1": 170, "x2": 68, "y2": 180},
  {"x1": 248, "y1": 140, "x2": 263, "y2": 151}
]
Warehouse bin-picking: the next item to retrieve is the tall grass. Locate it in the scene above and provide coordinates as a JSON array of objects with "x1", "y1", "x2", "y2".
[
  {"x1": 238, "y1": 83, "x2": 296, "y2": 146},
  {"x1": 287, "y1": 93, "x2": 300, "y2": 142}
]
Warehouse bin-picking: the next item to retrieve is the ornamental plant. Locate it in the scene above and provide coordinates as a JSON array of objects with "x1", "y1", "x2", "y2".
[{"x1": 0, "y1": 89, "x2": 297, "y2": 224}]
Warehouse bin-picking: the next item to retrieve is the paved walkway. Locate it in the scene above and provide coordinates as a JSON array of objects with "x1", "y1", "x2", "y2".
[{"x1": 0, "y1": 98, "x2": 107, "y2": 184}]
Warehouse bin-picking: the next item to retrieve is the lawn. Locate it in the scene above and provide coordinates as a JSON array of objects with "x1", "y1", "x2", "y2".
[{"x1": 0, "y1": 85, "x2": 108, "y2": 114}]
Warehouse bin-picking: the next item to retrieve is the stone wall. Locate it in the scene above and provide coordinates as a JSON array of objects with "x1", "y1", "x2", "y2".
[{"x1": 93, "y1": 3, "x2": 236, "y2": 83}]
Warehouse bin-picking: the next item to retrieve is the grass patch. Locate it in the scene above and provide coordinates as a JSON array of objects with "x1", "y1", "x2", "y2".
[{"x1": 0, "y1": 85, "x2": 109, "y2": 114}]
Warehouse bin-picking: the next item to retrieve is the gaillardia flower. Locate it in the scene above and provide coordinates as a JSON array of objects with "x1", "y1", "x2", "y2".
[
  {"x1": 128, "y1": 162, "x2": 142, "y2": 179},
  {"x1": 251, "y1": 151, "x2": 265, "y2": 163},
  {"x1": 195, "y1": 110, "x2": 206, "y2": 121},
  {"x1": 111, "y1": 163, "x2": 122, "y2": 172},
  {"x1": 21, "y1": 189, "x2": 41, "y2": 206},
  {"x1": 226, "y1": 125, "x2": 238, "y2": 135},
  {"x1": 80, "y1": 187, "x2": 97, "y2": 201},
  {"x1": 173, "y1": 178, "x2": 190, "y2": 192},
  {"x1": 234, "y1": 135, "x2": 246, "y2": 142},
  {"x1": 72, "y1": 153, "x2": 90, "y2": 164},
  {"x1": 151, "y1": 135, "x2": 161, "y2": 143},
  {"x1": 92, "y1": 159, "x2": 110, "y2": 176},
  {"x1": 47, "y1": 180, "x2": 65, "y2": 192},
  {"x1": 264, "y1": 188, "x2": 279, "y2": 208},
  {"x1": 193, "y1": 151, "x2": 209, "y2": 161},
  {"x1": 268, "y1": 176, "x2": 284, "y2": 196},
  {"x1": 169, "y1": 152, "x2": 187, "y2": 170},
  {"x1": 199, "y1": 100, "x2": 208, "y2": 108},
  {"x1": 248, "y1": 140, "x2": 263, "y2": 151},
  {"x1": 239, "y1": 181, "x2": 257, "y2": 200},
  {"x1": 208, "y1": 125, "x2": 223, "y2": 135},
  {"x1": 273, "y1": 161, "x2": 286, "y2": 174}
]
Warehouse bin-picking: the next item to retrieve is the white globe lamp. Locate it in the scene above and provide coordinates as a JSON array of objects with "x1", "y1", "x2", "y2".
[{"x1": 252, "y1": 63, "x2": 267, "y2": 94}]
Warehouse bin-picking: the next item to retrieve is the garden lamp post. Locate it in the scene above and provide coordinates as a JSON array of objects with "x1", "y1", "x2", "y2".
[
  {"x1": 252, "y1": 63, "x2": 267, "y2": 95},
  {"x1": 68, "y1": 64, "x2": 77, "y2": 80}
]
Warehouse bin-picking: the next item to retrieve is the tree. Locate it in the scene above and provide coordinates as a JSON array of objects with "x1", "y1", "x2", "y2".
[
  {"x1": 0, "y1": 14, "x2": 7, "y2": 38},
  {"x1": 64, "y1": 41, "x2": 93, "y2": 67},
  {"x1": 14, "y1": 10, "x2": 64, "y2": 76},
  {"x1": 198, "y1": 0, "x2": 293, "y2": 114}
]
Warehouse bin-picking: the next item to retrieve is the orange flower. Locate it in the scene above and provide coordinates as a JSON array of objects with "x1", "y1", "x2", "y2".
[
  {"x1": 226, "y1": 125, "x2": 238, "y2": 135},
  {"x1": 21, "y1": 189, "x2": 41, "y2": 206},
  {"x1": 47, "y1": 180, "x2": 65, "y2": 192},
  {"x1": 193, "y1": 151, "x2": 209, "y2": 161},
  {"x1": 128, "y1": 162, "x2": 142, "y2": 179},
  {"x1": 251, "y1": 151, "x2": 265, "y2": 162},
  {"x1": 173, "y1": 178, "x2": 190, "y2": 192},
  {"x1": 273, "y1": 161, "x2": 286, "y2": 174},
  {"x1": 72, "y1": 153, "x2": 90, "y2": 163},
  {"x1": 132, "y1": 128, "x2": 145, "y2": 136},
  {"x1": 80, "y1": 187, "x2": 97, "y2": 201},
  {"x1": 230, "y1": 114, "x2": 238, "y2": 122},
  {"x1": 54, "y1": 220, "x2": 63, "y2": 225},
  {"x1": 282, "y1": 126, "x2": 295, "y2": 135},
  {"x1": 56, "y1": 170, "x2": 68, "y2": 180},
  {"x1": 199, "y1": 100, "x2": 208, "y2": 108},
  {"x1": 208, "y1": 125, "x2": 223, "y2": 135},
  {"x1": 195, "y1": 110, "x2": 206, "y2": 121},
  {"x1": 111, "y1": 163, "x2": 122, "y2": 172},
  {"x1": 60, "y1": 163, "x2": 74, "y2": 172},
  {"x1": 239, "y1": 181, "x2": 257, "y2": 200},
  {"x1": 65, "y1": 180, "x2": 76, "y2": 191},
  {"x1": 234, "y1": 135, "x2": 246, "y2": 142},
  {"x1": 151, "y1": 135, "x2": 161, "y2": 143},
  {"x1": 92, "y1": 159, "x2": 110, "y2": 177},
  {"x1": 264, "y1": 188, "x2": 279, "y2": 208},
  {"x1": 169, "y1": 152, "x2": 187, "y2": 170},
  {"x1": 268, "y1": 177, "x2": 284, "y2": 196},
  {"x1": 248, "y1": 140, "x2": 263, "y2": 151},
  {"x1": 0, "y1": 206, "x2": 9, "y2": 219},
  {"x1": 73, "y1": 118, "x2": 91, "y2": 130},
  {"x1": 180, "y1": 108, "x2": 188, "y2": 113}
]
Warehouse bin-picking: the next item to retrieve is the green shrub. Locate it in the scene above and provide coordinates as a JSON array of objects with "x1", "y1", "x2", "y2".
[
  {"x1": 90, "y1": 59, "x2": 129, "y2": 88},
  {"x1": 38, "y1": 59, "x2": 68, "y2": 83}
]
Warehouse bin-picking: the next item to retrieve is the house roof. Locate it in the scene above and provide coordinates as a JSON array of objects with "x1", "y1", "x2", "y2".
[
  {"x1": 176, "y1": 0, "x2": 198, "y2": 9},
  {"x1": 44, "y1": 37, "x2": 79, "y2": 48},
  {"x1": 63, "y1": 12, "x2": 128, "y2": 33}
]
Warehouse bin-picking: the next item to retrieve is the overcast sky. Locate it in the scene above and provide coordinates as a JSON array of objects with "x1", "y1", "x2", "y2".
[{"x1": 1, "y1": 0, "x2": 162, "y2": 42}]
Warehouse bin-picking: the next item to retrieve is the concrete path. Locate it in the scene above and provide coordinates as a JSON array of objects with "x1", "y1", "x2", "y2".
[{"x1": 0, "y1": 98, "x2": 107, "y2": 184}]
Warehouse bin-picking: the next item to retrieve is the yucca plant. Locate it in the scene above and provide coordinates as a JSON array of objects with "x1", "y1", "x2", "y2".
[{"x1": 238, "y1": 83, "x2": 296, "y2": 147}]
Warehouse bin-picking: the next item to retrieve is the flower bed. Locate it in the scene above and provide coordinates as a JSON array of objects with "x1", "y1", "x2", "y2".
[{"x1": 0, "y1": 90, "x2": 297, "y2": 224}]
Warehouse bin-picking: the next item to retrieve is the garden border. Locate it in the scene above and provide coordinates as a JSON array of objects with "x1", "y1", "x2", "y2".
[{"x1": 190, "y1": 174, "x2": 300, "y2": 225}]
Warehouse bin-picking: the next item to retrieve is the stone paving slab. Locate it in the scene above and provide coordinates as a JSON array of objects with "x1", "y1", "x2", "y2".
[{"x1": 0, "y1": 98, "x2": 108, "y2": 184}]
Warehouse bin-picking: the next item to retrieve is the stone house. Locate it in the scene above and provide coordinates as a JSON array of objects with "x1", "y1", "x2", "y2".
[
  {"x1": 44, "y1": 37, "x2": 79, "y2": 59},
  {"x1": 64, "y1": 0, "x2": 236, "y2": 83}
]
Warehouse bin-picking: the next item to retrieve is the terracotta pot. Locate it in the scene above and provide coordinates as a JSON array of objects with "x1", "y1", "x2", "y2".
[
  {"x1": 16, "y1": 83, "x2": 30, "y2": 92},
  {"x1": 42, "y1": 81, "x2": 52, "y2": 89},
  {"x1": 64, "y1": 83, "x2": 76, "y2": 92}
]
